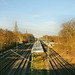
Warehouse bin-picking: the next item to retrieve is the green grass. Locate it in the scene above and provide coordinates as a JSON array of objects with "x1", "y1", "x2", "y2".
[{"x1": 31, "y1": 53, "x2": 47, "y2": 75}]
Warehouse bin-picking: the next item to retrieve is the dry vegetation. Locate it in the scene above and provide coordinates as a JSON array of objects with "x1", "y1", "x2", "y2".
[
  {"x1": 40, "y1": 19, "x2": 75, "y2": 66},
  {"x1": 0, "y1": 23, "x2": 35, "y2": 52},
  {"x1": 40, "y1": 35, "x2": 60, "y2": 42},
  {"x1": 56, "y1": 20, "x2": 75, "y2": 66}
]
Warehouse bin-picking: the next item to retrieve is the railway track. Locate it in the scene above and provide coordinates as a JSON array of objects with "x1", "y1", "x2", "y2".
[
  {"x1": 41, "y1": 41, "x2": 75, "y2": 75},
  {"x1": 0, "y1": 43, "x2": 33, "y2": 75},
  {"x1": 0, "y1": 41, "x2": 75, "y2": 75}
]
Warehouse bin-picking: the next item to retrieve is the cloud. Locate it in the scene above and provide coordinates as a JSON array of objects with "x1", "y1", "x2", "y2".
[
  {"x1": 44, "y1": 21, "x2": 59, "y2": 25},
  {"x1": 26, "y1": 23, "x2": 39, "y2": 27},
  {"x1": 18, "y1": 20, "x2": 40, "y2": 28},
  {"x1": 32, "y1": 14, "x2": 40, "y2": 17}
]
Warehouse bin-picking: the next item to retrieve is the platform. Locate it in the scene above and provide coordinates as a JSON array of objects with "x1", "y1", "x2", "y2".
[{"x1": 31, "y1": 40, "x2": 44, "y2": 53}]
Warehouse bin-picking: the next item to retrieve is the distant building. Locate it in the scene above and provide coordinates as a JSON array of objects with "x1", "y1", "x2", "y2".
[{"x1": 14, "y1": 21, "x2": 18, "y2": 33}]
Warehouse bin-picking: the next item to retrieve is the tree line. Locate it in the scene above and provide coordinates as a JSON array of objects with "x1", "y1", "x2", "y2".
[
  {"x1": 40, "y1": 19, "x2": 75, "y2": 52},
  {"x1": 0, "y1": 28, "x2": 35, "y2": 52},
  {"x1": 59, "y1": 19, "x2": 75, "y2": 52},
  {"x1": 40, "y1": 35, "x2": 61, "y2": 42}
]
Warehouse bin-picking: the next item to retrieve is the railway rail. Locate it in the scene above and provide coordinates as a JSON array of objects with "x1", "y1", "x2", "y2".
[
  {"x1": 0, "y1": 43, "x2": 33, "y2": 75},
  {"x1": 41, "y1": 41, "x2": 75, "y2": 75},
  {"x1": 0, "y1": 40, "x2": 75, "y2": 75}
]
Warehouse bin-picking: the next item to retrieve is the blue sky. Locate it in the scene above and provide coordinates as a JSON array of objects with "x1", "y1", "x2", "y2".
[{"x1": 0, "y1": 0, "x2": 75, "y2": 38}]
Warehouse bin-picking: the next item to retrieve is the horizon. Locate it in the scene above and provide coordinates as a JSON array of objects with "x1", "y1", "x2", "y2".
[{"x1": 0, "y1": 0, "x2": 75, "y2": 38}]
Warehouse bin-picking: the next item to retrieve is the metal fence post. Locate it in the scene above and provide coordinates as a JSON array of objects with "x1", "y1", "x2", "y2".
[
  {"x1": 47, "y1": 47, "x2": 50, "y2": 75},
  {"x1": 31, "y1": 48, "x2": 33, "y2": 72}
]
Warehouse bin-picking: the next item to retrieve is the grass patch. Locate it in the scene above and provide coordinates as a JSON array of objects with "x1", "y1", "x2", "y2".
[{"x1": 31, "y1": 52, "x2": 47, "y2": 75}]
